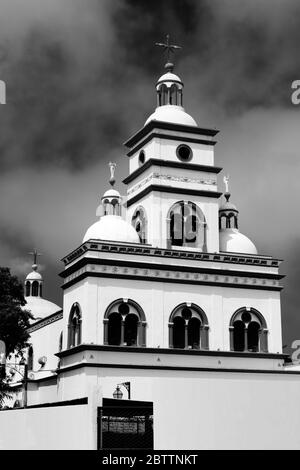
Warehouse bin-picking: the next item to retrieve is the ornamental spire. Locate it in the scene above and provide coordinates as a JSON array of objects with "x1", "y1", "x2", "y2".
[
  {"x1": 109, "y1": 162, "x2": 117, "y2": 187},
  {"x1": 28, "y1": 249, "x2": 42, "y2": 271},
  {"x1": 155, "y1": 34, "x2": 182, "y2": 72}
]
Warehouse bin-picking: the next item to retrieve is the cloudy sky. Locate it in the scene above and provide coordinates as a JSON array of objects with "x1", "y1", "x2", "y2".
[{"x1": 0, "y1": 0, "x2": 299, "y2": 350}]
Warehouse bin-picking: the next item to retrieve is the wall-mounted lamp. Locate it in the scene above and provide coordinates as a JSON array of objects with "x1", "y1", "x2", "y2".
[{"x1": 113, "y1": 382, "x2": 131, "y2": 400}]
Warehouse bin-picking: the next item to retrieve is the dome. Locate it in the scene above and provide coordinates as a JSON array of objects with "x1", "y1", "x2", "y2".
[
  {"x1": 83, "y1": 215, "x2": 140, "y2": 244},
  {"x1": 219, "y1": 200, "x2": 238, "y2": 212},
  {"x1": 26, "y1": 270, "x2": 42, "y2": 281},
  {"x1": 102, "y1": 188, "x2": 121, "y2": 199},
  {"x1": 145, "y1": 105, "x2": 197, "y2": 127},
  {"x1": 219, "y1": 229, "x2": 258, "y2": 255},
  {"x1": 23, "y1": 296, "x2": 62, "y2": 322},
  {"x1": 157, "y1": 72, "x2": 182, "y2": 85}
]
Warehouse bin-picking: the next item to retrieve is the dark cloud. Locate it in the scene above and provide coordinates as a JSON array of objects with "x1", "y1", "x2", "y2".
[{"x1": 0, "y1": 0, "x2": 300, "y2": 346}]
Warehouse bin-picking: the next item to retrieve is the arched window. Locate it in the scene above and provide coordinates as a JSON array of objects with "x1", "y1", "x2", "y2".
[
  {"x1": 132, "y1": 206, "x2": 147, "y2": 244},
  {"x1": 219, "y1": 212, "x2": 238, "y2": 230},
  {"x1": 32, "y1": 281, "x2": 39, "y2": 297},
  {"x1": 230, "y1": 308, "x2": 268, "y2": 353},
  {"x1": 104, "y1": 299, "x2": 147, "y2": 347},
  {"x1": 28, "y1": 346, "x2": 34, "y2": 371},
  {"x1": 58, "y1": 332, "x2": 63, "y2": 352},
  {"x1": 169, "y1": 303, "x2": 209, "y2": 350},
  {"x1": 25, "y1": 281, "x2": 31, "y2": 297},
  {"x1": 68, "y1": 303, "x2": 82, "y2": 348},
  {"x1": 167, "y1": 201, "x2": 207, "y2": 251}
]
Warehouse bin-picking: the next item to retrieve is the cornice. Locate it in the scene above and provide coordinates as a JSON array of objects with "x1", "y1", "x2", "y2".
[
  {"x1": 124, "y1": 120, "x2": 219, "y2": 149},
  {"x1": 123, "y1": 159, "x2": 222, "y2": 185},
  {"x1": 27, "y1": 310, "x2": 63, "y2": 333},
  {"x1": 126, "y1": 184, "x2": 223, "y2": 208},
  {"x1": 60, "y1": 257, "x2": 283, "y2": 292},
  {"x1": 56, "y1": 343, "x2": 288, "y2": 361},
  {"x1": 61, "y1": 241, "x2": 282, "y2": 269},
  {"x1": 126, "y1": 132, "x2": 217, "y2": 157}
]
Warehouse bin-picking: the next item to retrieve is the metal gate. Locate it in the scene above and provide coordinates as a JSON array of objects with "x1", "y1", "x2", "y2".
[{"x1": 98, "y1": 398, "x2": 153, "y2": 450}]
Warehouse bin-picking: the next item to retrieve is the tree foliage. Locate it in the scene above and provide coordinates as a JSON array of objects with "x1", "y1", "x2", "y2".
[{"x1": 0, "y1": 268, "x2": 32, "y2": 357}]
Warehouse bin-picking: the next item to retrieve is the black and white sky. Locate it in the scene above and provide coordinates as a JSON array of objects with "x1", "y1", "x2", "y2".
[{"x1": 0, "y1": 0, "x2": 299, "y2": 350}]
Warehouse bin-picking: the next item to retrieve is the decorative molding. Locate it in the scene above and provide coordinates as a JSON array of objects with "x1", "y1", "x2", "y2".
[
  {"x1": 28, "y1": 311, "x2": 63, "y2": 333},
  {"x1": 62, "y1": 242, "x2": 282, "y2": 269},
  {"x1": 62, "y1": 263, "x2": 282, "y2": 292},
  {"x1": 127, "y1": 172, "x2": 217, "y2": 196},
  {"x1": 123, "y1": 159, "x2": 222, "y2": 185},
  {"x1": 126, "y1": 184, "x2": 222, "y2": 208}
]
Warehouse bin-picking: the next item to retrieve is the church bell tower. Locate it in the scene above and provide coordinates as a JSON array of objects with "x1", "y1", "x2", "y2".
[{"x1": 124, "y1": 36, "x2": 222, "y2": 252}]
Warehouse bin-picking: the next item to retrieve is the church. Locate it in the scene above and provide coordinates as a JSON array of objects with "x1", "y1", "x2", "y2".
[{"x1": 2, "y1": 40, "x2": 300, "y2": 450}]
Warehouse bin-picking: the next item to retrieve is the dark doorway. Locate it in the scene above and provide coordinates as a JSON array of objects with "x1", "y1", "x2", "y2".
[{"x1": 98, "y1": 398, "x2": 153, "y2": 450}]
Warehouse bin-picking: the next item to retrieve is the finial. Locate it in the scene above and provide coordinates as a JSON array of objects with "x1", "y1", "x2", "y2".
[
  {"x1": 155, "y1": 34, "x2": 182, "y2": 72},
  {"x1": 28, "y1": 249, "x2": 42, "y2": 270},
  {"x1": 109, "y1": 162, "x2": 117, "y2": 187},
  {"x1": 223, "y1": 175, "x2": 230, "y2": 199}
]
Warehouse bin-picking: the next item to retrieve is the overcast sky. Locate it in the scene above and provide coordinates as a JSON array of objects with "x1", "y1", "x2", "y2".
[{"x1": 0, "y1": 0, "x2": 299, "y2": 350}]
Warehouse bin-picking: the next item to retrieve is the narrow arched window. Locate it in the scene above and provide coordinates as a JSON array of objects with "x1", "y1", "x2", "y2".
[
  {"x1": 32, "y1": 281, "x2": 39, "y2": 297},
  {"x1": 68, "y1": 304, "x2": 82, "y2": 348},
  {"x1": 28, "y1": 346, "x2": 34, "y2": 371},
  {"x1": 167, "y1": 201, "x2": 207, "y2": 251},
  {"x1": 173, "y1": 316, "x2": 185, "y2": 349},
  {"x1": 132, "y1": 207, "x2": 147, "y2": 244},
  {"x1": 25, "y1": 281, "x2": 31, "y2": 297},
  {"x1": 104, "y1": 299, "x2": 147, "y2": 347},
  {"x1": 230, "y1": 308, "x2": 268, "y2": 353},
  {"x1": 108, "y1": 312, "x2": 122, "y2": 345},
  {"x1": 124, "y1": 314, "x2": 138, "y2": 346},
  {"x1": 169, "y1": 303, "x2": 209, "y2": 350},
  {"x1": 59, "y1": 332, "x2": 63, "y2": 352}
]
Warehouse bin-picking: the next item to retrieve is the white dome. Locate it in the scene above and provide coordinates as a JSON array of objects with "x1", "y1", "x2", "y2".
[
  {"x1": 145, "y1": 105, "x2": 197, "y2": 127},
  {"x1": 157, "y1": 72, "x2": 182, "y2": 85},
  {"x1": 23, "y1": 296, "x2": 62, "y2": 322},
  {"x1": 219, "y1": 229, "x2": 258, "y2": 255},
  {"x1": 83, "y1": 215, "x2": 140, "y2": 244},
  {"x1": 25, "y1": 271, "x2": 42, "y2": 281},
  {"x1": 102, "y1": 189, "x2": 121, "y2": 199}
]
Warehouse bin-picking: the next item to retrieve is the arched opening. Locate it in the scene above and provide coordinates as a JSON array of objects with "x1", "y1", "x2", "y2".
[
  {"x1": 167, "y1": 201, "x2": 207, "y2": 251},
  {"x1": 104, "y1": 299, "x2": 147, "y2": 347},
  {"x1": 28, "y1": 346, "x2": 34, "y2": 371},
  {"x1": 25, "y1": 281, "x2": 31, "y2": 297},
  {"x1": 248, "y1": 321, "x2": 260, "y2": 352},
  {"x1": 124, "y1": 314, "x2": 138, "y2": 346},
  {"x1": 32, "y1": 281, "x2": 39, "y2": 297},
  {"x1": 132, "y1": 207, "x2": 147, "y2": 244},
  {"x1": 169, "y1": 303, "x2": 209, "y2": 350},
  {"x1": 68, "y1": 304, "x2": 82, "y2": 348},
  {"x1": 230, "y1": 308, "x2": 268, "y2": 353},
  {"x1": 108, "y1": 312, "x2": 122, "y2": 345},
  {"x1": 188, "y1": 317, "x2": 201, "y2": 349},
  {"x1": 59, "y1": 332, "x2": 63, "y2": 352},
  {"x1": 173, "y1": 317, "x2": 185, "y2": 349},
  {"x1": 233, "y1": 320, "x2": 245, "y2": 352}
]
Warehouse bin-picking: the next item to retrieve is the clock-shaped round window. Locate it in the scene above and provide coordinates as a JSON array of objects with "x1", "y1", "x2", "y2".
[{"x1": 176, "y1": 144, "x2": 193, "y2": 162}]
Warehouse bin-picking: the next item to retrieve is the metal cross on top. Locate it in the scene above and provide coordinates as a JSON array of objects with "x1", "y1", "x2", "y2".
[
  {"x1": 28, "y1": 249, "x2": 42, "y2": 266},
  {"x1": 155, "y1": 34, "x2": 182, "y2": 65}
]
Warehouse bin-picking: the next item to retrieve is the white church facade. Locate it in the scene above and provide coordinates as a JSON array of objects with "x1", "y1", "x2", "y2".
[{"x1": 2, "y1": 49, "x2": 300, "y2": 450}]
